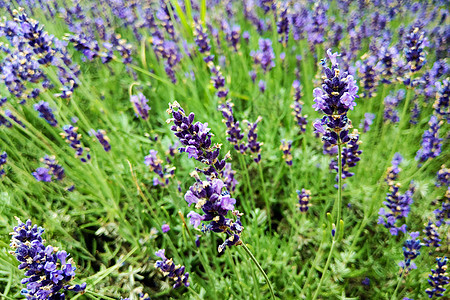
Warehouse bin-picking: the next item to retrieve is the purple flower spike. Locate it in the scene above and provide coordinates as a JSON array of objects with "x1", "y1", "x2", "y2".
[
  {"x1": 9, "y1": 218, "x2": 86, "y2": 298},
  {"x1": 154, "y1": 249, "x2": 189, "y2": 289},
  {"x1": 130, "y1": 93, "x2": 151, "y2": 121}
]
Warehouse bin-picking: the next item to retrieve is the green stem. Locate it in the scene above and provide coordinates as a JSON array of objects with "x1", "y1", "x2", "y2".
[
  {"x1": 241, "y1": 243, "x2": 276, "y2": 300},
  {"x1": 336, "y1": 143, "x2": 343, "y2": 231},
  {"x1": 312, "y1": 240, "x2": 336, "y2": 300},
  {"x1": 238, "y1": 154, "x2": 255, "y2": 211},
  {"x1": 85, "y1": 290, "x2": 117, "y2": 300},
  {"x1": 258, "y1": 163, "x2": 272, "y2": 231},
  {"x1": 391, "y1": 270, "x2": 406, "y2": 300}
]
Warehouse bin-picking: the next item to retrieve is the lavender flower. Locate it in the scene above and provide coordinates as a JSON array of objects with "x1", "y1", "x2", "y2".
[
  {"x1": 415, "y1": 115, "x2": 443, "y2": 162},
  {"x1": 251, "y1": 39, "x2": 275, "y2": 73},
  {"x1": 9, "y1": 218, "x2": 86, "y2": 299},
  {"x1": 259, "y1": 80, "x2": 266, "y2": 93},
  {"x1": 378, "y1": 181, "x2": 415, "y2": 236},
  {"x1": 385, "y1": 153, "x2": 403, "y2": 184},
  {"x1": 383, "y1": 94, "x2": 401, "y2": 123},
  {"x1": 297, "y1": 189, "x2": 311, "y2": 213},
  {"x1": 291, "y1": 80, "x2": 308, "y2": 133},
  {"x1": 359, "y1": 113, "x2": 375, "y2": 133},
  {"x1": 245, "y1": 117, "x2": 263, "y2": 163},
  {"x1": 60, "y1": 125, "x2": 91, "y2": 162},
  {"x1": 312, "y1": 49, "x2": 358, "y2": 147},
  {"x1": 426, "y1": 257, "x2": 449, "y2": 298},
  {"x1": 5, "y1": 110, "x2": 26, "y2": 128},
  {"x1": 0, "y1": 151, "x2": 7, "y2": 177},
  {"x1": 357, "y1": 54, "x2": 379, "y2": 98},
  {"x1": 330, "y1": 130, "x2": 362, "y2": 182},
  {"x1": 144, "y1": 150, "x2": 174, "y2": 187},
  {"x1": 32, "y1": 155, "x2": 65, "y2": 182},
  {"x1": 436, "y1": 165, "x2": 449, "y2": 187},
  {"x1": 90, "y1": 129, "x2": 111, "y2": 152},
  {"x1": 221, "y1": 163, "x2": 238, "y2": 193},
  {"x1": 280, "y1": 139, "x2": 293, "y2": 166},
  {"x1": 219, "y1": 101, "x2": 246, "y2": 153},
  {"x1": 423, "y1": 220, "x2": 441, "y2": 248},
  {"x1": 167, "y1": 101, "x2": 229, "y2": 176},
  {"x1": 277, "y1": 5, "x2": 289, "y2": 46},
  {"x1": 398, "y1": 231, "x2": 421, "y2": 274},
  {"x1": 34, "y1": 101, "x2": 58, "y2": 127},
  {"x1": 404, "y1": 26, "x2": 427, "y2": 73},
  {"x1": 184, "y1": 175, "x2": 243, "y2": 253},
  {"x1": 434, "y1": 187, "x2": 449, "y2": 227},
  {"x1": 154, "y1": 249, "x2": 189, "y2": 289},
  {"x1": 161, "y1": 224, "x2": 170, "y2": 233},
  {"x1": 434, "y1": 79, "x2": 449, "y2": 123},
  {"x1": 130, "y1": 93, "x2": 151, "y2": 121}
]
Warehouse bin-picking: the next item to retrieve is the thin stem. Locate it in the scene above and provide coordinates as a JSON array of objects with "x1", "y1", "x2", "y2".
[
  {"x1": 85, "y1": 290, "x2": 117, "y2": 300},
  {"x1": 312, "y1": 240, "x2": 336, "y2": 300},
  {"x1": 258, "y1": 163, "x2": 272, "y2": 231},
  {"x1": 336, "y1": 143, "x2": 343, "y2": 231},
  {"x1": 241, "y1": 243, "x2": 276, "y2": 300},
  {"x1": 238, "y1": 154, "x2": 255, "y2": 211},
  {"x1": 391, "y1": 270, "x2": 406, "y2": 300}
]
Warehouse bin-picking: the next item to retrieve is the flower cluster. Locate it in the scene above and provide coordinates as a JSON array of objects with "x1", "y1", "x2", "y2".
[
  {"x1": 251, "y1": 38, "x2": 275, "y2": 73},
  {"x1": 423, "y1": 220, "x2": 441, "y2": 249},
  {"x1": 330, "y1": 130, "x2": 362, "y2": 184},
  {"x1": 404, "y1": 25, "x2": 426, "y2": 73},
  {"x1": 0, "y1": 151, "x2": 7, "y2": 177},
  {"x1": 433, "y1": 187, "x2": 449, "y2": 227},
  {"x1": 357, "y1": 54, "x2": 379, "y2": 98},
  {"x1": 378, "y1": 181, "x2": 415, "y2": 236},
  {"x1": 280, "y1": 139, "x2": 293, "y2": 166},
  {"x1": 5, "y1": 110, "x2": 26, "y2": 128},
  {"x1": 144, "y1": 150, "x2": 175, "y2": 187},
  {"x1": 167, "y1": 101, "x2": 228, "y2": 176},
  {"x1": 313, "y1": 49, "x2": 358, "y2": 147},
  {"x1": 398, "y1": 232, "x2": 421, "y2": 274},
  {"x1": 0, "y1": 9, "x2": 79, "y2": 103},
  {"x1": 222, "y1": 163, "x2": 238, "y2": 193},
  {"x1": 436, "y1": 165, "x2": 449, "y2": 187},
  {"x1": 32, "y1": 155, "x2": 65, "y2": 182},
  {"x1": 185, "y1": 175, "x2": 243, "y2": 253},
  {"x1": 9, "y1": 218, "x2": 86, "y2": 299},
  {"x1": 434, "y1": 79, "x2": 449, "y2": 123},
  {"x1": 426, "y1": 257, "x2": 449, "y2": 298},
  {"x1": 385, "y1": 153, "x2": 403, "y2": 185},
  {"x1": 291, "y1": 80, "x2": 308, "y2": 133},
  {"x1": 359, "y1": 113, "x2": 375, "y2": 133},
  {"x1": 34, "y1": 101, "x2": 58, "y2": 127},
  {"x1": 154, "y1": 249, "x2": 189, "y2": 289},
  {"x1": 61, "y1": 125, "x2": 91, "y2": 162},
  {"x1": 297, "y1": 189, "x2": 311, "y2": 213},
  {"x1": 130, "y1": 93, "x2": 151, "y2": 121},
  {"x1": 415, "y1": 115, "x2": 443, "y2": 163},
  {"x1": 90, "y1": 129, "x2": 111, "y2": 152},
  {"x1": 245, "y1": 117, "x2": 263, "y2": 163},
  {"x1": 219, "y1": 101, "x2": 246, "y2": 152}
]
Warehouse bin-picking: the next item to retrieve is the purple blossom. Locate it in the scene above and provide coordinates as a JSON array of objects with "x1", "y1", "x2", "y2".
[
  {"x1": 130, "y1": 93, "x2": 151, "y2": 121},
  {"x1": 297, "y1": 189, "x2": 311, "y2": 213},
  {"x1": 154, "y1": 249, "x2": 189, "y2": 289},
  {"x1": 9, "y1": 218, "x2": 86, "y2": 299},
  {"x1": 161, "y1": 224, "x2": 170, "y2": 233},
  {"x1": 251, "y1": 39, "x2": 275, "y2": 73},
  {"x1": 359, "y1": 113, "x2": 375, "y2": 133},
  {"x1": 280, "y1": 139, "x2": 293, "y2": 166},
  {"x1": 398, "y1": 232, "x2": 421, "y2": 274},
  {"x1": 144, "y1": 150, "x2": 174, "y2": 187},
  {"x1": 34, "y1": 101, "x2": 58, "y2": 127},
  {"x1": 415, "y1": 115, "x2": 443, "y2": 162},
  {"x1": 61, "y1": 125, "x2": 91, "y2": 162},
  {"x1": 0, "y1": 151, "x2": 7, "y2": 177},
  {"x1": 312, "y1": 49, "x2": 359, "y2": 146},
  {"x1": 426, "y1": 257, "x2": 449, "y2": 298},
  {"x1": 90, "y1": 129, "x2": 111, "y2": 152}
]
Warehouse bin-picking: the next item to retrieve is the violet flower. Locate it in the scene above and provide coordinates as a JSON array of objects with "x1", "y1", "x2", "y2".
[
  {"x1": 154, "y1": 249, "x2": 189, "y2": 289},
  {"x1": 9, "y1": 218, "x2": 86, "y2": 299},
  {"x1": 426, "y1": 257, "x2": 449, "y2": 298},
  {"x1": 130, "y1": 93, "x2": 151, "y2": 121}
]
